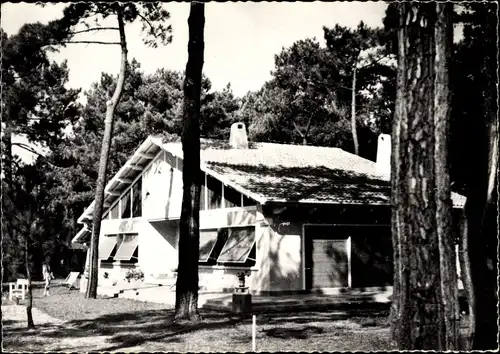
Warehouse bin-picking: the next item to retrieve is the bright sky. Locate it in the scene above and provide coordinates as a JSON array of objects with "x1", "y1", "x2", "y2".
[
  {"x1": 1, "y1": 1, "x2": 388, "y2": 98},
  {"x1": 2, "y1": 1, "x2": 388, "y2": 163}
]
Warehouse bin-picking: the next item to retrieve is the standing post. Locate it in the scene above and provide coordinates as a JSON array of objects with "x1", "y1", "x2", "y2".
[{"x1": 252, "y1": 314, "x2": 256, "y2": 352}]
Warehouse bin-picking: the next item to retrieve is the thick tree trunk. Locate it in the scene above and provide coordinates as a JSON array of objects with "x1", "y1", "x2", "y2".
[
  {"x1": 391, "y1": 3, "x2": 457, "y2": 350},
  {"x1": 464, "y1": 91, "x2": 498, "y2": 350},
  {"x1": 174, "y1": 2, "x2": 205, "y2": 322},
  {"x1": 390, "y1": 11, "x2": 410, "y2": 345},
  {"x1": 25, "y1": 241, "x2": 34, "y2": 329},
  {"x1": 351, "y1": 66, "x2": 359, "y2": 155},
  {"x1": 86, "y1": 9, "x2": 128, "y2": 299},
  {"x1": 434, "y1": 4, "x2": 459, "y2": 349}
]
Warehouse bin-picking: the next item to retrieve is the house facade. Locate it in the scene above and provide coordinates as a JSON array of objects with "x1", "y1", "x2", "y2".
[{"x1": 73, "y1": 125, "x2": 466, "y2": 294}]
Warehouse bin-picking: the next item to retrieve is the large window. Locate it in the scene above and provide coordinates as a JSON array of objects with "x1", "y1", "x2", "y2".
[
  {"x1": 204, "y1": 173, "x2": 257, "y2": 209},
  {"x1": 132, "y1": 179, "x2": 142, "y2": 217},
  {"x1": 108, "y1": 178, "x2": 142, "y2": 220},
  {"x1": 224, "y1": 185, "x2": 241, "y2": 208},
  {"x1": 110, "y1": 203, "x2": 119, "y2": 219},
  {"x1": 121, "y1": 190, "x2": 131, "y2": 219},
  {"x1": 207, "y1": 176, "x2": 222, "y2": 209},
  {"x1": 198, "y1": 226, "x2": 256, "y2": 266}
]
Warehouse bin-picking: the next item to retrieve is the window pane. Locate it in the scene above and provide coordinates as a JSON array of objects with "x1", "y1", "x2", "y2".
[
  {"x1": 110, "y1": 202, "x2": 119, "y2": 219},
  {"x1": 243, "y1": 195, "x2": 257, "y2": 206},
  {"x1": 200, "y1": 174, "x2": 206, "y2": 211},
  {"x1": 121, "y1": 190, "x2": 131, "y2": 219},
  {"x1": 224, "y1": 185, "x2": 241, "y2": 208},
  {"x1": 217, "y1": 227, "x2": 256, "y2": 263},
  {"x1": 132, "y1": 179, "x2": 142, "y2": 217},
  {"x1": 207, "y1": 175, "x2": 222, "y2": 209}
]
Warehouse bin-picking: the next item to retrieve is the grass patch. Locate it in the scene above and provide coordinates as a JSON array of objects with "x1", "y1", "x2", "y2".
[
  {"x1": 24, "y1": 286, "x2": 171, "y2": 322},
  {"x1": 3, "y1": 286, "x2": 396, "y2": 352}
]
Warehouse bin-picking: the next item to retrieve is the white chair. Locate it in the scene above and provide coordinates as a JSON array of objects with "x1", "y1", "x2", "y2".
[
  {"x1": 9, "y1": 279, "x2": 29, "y2": 301},
  {"x1": 63, "y1": 272, "x2": 80, "y2": 290}
]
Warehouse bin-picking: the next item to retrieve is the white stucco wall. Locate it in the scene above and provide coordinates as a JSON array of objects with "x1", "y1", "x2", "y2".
[
  {"x1": 142, "y1": 151, "x2": 183, "y2": 220},
  {"x1": 140, "y1": 220, "x2": 179, "y2": 279},
  {"x1": 265, "y1": 216, "x2": 303, "y2": 292}
]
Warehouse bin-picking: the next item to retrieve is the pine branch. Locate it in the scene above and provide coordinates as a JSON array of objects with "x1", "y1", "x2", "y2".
[
  {"x1": 70, "y1": 27, "x2": 119, "y2": 35},
  {"x1": 136, "y1": 13, "x2": 157, "y2": 37},
  {"x1": 60, "y1": 40, "x2": 121, "y2": 45},
  {"x1": 292, "y1": 121, "x2": 305, "y2": 137},
  {"x1": 12, "y1": 142, "x2": 47, "y2": 158},
  {"x1": 47, "y1": 40, "x2": 121, "y2": 46},
  {"x1": 11, "y1": 142, "x2": 62, "y2": 168},
  {"x1": 358, "y1": 52, "x2": 396, "y2": 71}
]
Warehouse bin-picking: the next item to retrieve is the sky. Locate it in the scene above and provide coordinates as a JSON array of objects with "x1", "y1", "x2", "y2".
[
  {"x1": 2, "y1": 1, "x2": 388, "y2": 162},
  {"x1": 1, "y1": 1, "x2": 388, "y2": 97}
]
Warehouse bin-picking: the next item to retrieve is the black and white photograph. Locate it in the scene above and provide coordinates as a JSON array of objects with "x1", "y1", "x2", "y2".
[{"x1": 1, "y1": 1, "x2": 498, "y2": 352}]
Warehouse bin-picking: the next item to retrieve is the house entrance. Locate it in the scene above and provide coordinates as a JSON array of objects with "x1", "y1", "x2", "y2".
[
  {"x1": 304, "y1": 224, "x2": 393, "y2": 291},
  {"x1": 304, "y1": 225, "x2": 350, "y2": 290}
]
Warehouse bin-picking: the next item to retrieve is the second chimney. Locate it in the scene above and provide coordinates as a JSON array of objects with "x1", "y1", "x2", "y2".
[
  {"x1": 376, "y1": 134, "x2": 391, "y2": 176},
  {"x1": 229, "y1": 122, "x2": 249, "y2": 149}
]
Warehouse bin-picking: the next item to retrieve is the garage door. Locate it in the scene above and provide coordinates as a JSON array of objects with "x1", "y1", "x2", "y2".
[
  {"x1": 305, "y1": 225, "x2": 349, "y2": 289},
  {"x1": 312, "y1": 238, "x2": 349, "y2": 288}
]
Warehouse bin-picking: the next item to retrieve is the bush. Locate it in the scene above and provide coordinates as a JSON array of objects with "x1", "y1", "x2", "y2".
[{"x1": 124, "y1": 269, "x2": 144, "y2": 282}]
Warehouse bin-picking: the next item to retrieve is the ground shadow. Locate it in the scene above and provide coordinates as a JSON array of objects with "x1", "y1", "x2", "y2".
[
  {"x1": 3, "y1": 303, "x2": 389, "y2": 352},
  {"x1": 264, "y1": 325, "x2": 324, "y2": 339}
]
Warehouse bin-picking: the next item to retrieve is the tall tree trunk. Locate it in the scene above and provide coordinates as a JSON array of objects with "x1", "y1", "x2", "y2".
[
  {"x1": 434, "y1": 4, "x2": 459, "y2": 349},
  {"x1": 390, "y1": 7, "x2": 411, "y2": 345},
  {"x1": 351, "y1": 66, "x2": 359, "y2": 155},
  {"x1": 1, "y1": 123, "x2": 13, "y2": 188},
  {"x1": 458, "y1": 212, "x2": 475, "y2": 350},
  {"x1": 175, "y1": 2, "x2": 205, "y2": 322},
  {"x1": 391, "y1": 3, "x2": 457, "y2": 350},
  {"x1": 25, "y1": 240, "x2": 34, "y2": 329},
  {"x1": 464, "y1": 79, "x2": 498, "y2": 350},
  {"x1": 86, "y1": 8, "x2": 128, "y2": 299}
]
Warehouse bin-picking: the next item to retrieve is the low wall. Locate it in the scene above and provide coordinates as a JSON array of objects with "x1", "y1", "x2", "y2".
[
  {"x1": 99, "y1": 262, "x2": 139, "y2": 285},
  {"x1": 199, "y1": 266, "x2": 258, "y2": 292}
]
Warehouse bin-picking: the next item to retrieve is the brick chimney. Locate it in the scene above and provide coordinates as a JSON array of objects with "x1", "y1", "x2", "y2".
[
  {"x1": 229, "y1": 122, "x2": 248, "y2": 149},
  {"x1": 376, "y1": 134, "x2": 391, "y2": 176}
]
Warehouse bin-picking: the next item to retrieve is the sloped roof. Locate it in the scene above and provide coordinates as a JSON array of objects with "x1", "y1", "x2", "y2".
[
  {"x1": 163, "y1": 139, "x2": 465, "y2": 208},
  {"x1": 76, "y1": 135, "x2": 466, "y2": 234},
  {"x1": 77, "y1": 136, "x2": 163, "y2": 224}
]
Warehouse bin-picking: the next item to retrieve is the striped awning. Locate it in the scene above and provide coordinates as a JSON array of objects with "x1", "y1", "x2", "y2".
[
  {"x1": 99, "y1": 236, "x2": 117, "y2": 260},
  {"x1": 114, "y1": 235, "x2": 139, "y2": 261}
]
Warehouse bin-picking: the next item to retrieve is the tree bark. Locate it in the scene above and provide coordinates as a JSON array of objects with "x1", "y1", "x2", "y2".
[
  {"x1": 86, "y1": 8, "x2": 128, "y2": 299},
  {"x1": 458, "y1": 212, "x2": 475, "y2": 350},
  {"x1": 174, "y1": 2, "x2": 205, "y2": 322},
  {"x1": 25, "y1": 240, "x2": 34, "y2": 329},
  {"x1": 351, "y1": 65, "x2": 359, "y2": 155},
  {"x1": 391, "y1": 3, "x2": 457, "y2": 350},
  {"x1": 1, "y1": 123, "x2": 13, "y2": 188},
  {"x1": 434, "y1": 4, "x2": 459, "y2": 349}
]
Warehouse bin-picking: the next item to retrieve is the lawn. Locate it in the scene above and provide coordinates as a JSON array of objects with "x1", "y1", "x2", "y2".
[{"x1": 3, "y1": 284, "x2": 396, "y2": 352}]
